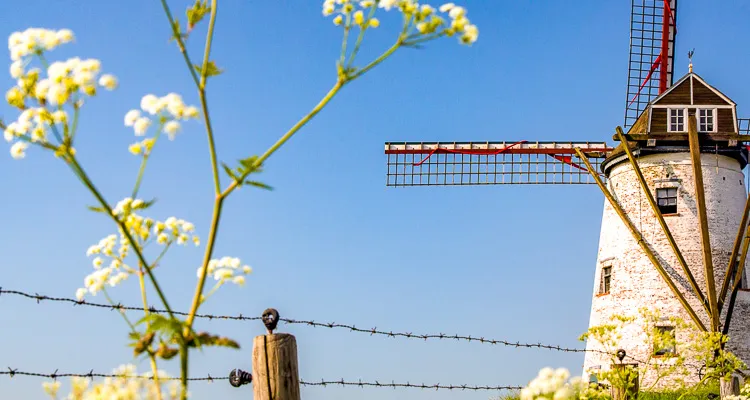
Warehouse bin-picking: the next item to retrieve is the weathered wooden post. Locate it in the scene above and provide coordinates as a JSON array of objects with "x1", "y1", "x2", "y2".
[
  {"x1": 252, "y1": 308, "x2": 301, "y2": 400},
  {"x1": 610, "y1": 350, "x2": 639, "y2": 400},
  {"x1": 719, "y1": 374, "x2": 740, "y2": 398}
]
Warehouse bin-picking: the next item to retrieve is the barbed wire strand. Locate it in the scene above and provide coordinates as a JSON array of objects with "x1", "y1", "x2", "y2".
[
  {"x1": 0, "y1": 288, "x2": 596, "y2": 352},
  {"x1": 0, "y1": 369, "x2": 522, "y2": 391},
  {"x1": 0, "y1": 288, "x2": 695, "y2": 367}
]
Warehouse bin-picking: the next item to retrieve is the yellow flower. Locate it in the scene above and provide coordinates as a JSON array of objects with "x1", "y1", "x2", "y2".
[
  {"x1": 75, "y1": 288, "x2": 87, "y2": 301},
  {"x1": 233, "y1": 276, "x2": 246, "y2": 286},
  {"x1": 9, "y1": 61, "x2": 23, "y2": 79},
  {"x1": 98, "y1": 74, "x2": 118, "y2": 90},
  {"x1": 5, "y1": 87, "x2": 24, "y2": 108},
  {"x1": 10, "y1": 141, "x2": 28, "y2": 159},
  {"x1": 333, "y1": 15, "x2": 343, "y2": 25},
  {"x1": 133, "y1": 117, "x2": 150, "y2": 136},
  {"x1": 128, "y1": 142, "x2": 142, "y2": 155},
  {"x1": 124, "y1": 110, "x2": 140, "y2": 126},
  {"x1": 369, "y1": 18, "x2": 380, "y2": 28},
  {"x1": 42, "y1": 381, "x2": 61, "y2": 397},
  {"x1": 56, "y1": 29, "x2": 74, "y2": 43},
  {"x1": 353, "y1": 10, "x2": 364, "y2": 25},
  {"x1": 164, "y1": 120, "x2": 180, "y2": 140},
  {"x1": 52, "y1": 110, "x2": 67, "y2": 124}
]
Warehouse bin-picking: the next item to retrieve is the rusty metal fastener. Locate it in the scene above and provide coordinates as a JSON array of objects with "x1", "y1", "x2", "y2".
[
  {"x1": 229, "y1": 369, "x2": 252, "y2": 387},
  {"x1": 262, "y1": 308, "x2": 280, "y2": 333}
]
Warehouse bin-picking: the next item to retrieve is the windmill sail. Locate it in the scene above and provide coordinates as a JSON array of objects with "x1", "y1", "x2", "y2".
[
  {"x1": 385, "y1": 141, "x2": 611, "y2": 186},
  {"x1": 624, "y1": 0, "x2": 677, "y2": 129}
]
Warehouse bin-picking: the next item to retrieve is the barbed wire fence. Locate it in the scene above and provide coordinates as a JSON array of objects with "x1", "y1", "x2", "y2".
[{"x1": 0, "y1": 287, "x2": 705, "y2": 393}]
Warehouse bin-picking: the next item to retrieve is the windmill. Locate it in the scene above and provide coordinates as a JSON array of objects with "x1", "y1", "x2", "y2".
[{"x1": 384, "y1": 0, "x2": 750, "y2": 387}]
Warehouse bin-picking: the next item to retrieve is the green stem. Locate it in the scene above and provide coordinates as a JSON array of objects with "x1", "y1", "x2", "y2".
[
  {"x1": 198, "y1": 91, "x2": 220, "y2": 195},
  {"x1": 349, "y1": 38, "x2": 402, "y2": 81},
  {"x1": 65, "y1": 155, "x2": 175, "y2": 319},
  {"x1": 132, "y1": 128, "x2": 163, "y2": 199},
  {"x1": 346, "y1": 4, "x2": 377, "y2": 69},
  {"x1": 102, "y1": 288, "x2": 136, "y2": 331},
  {"x1": 70, "y1": 105, "x2": 80, "y2": 143},
  {"x1": 403, "y1": 31, "x2": 446, "y2": 46},
  {"x1": 221, "y1": 78, "x2": 345, "y2": 198},
  {"x1": 159, "y1": 0, "x2": 201, "y2": 87},
  {"x1": 185, "y1": 195, "x2": 224, "y2": 329},
  {"x1": 151, "y1": 242, "x2": 173, "y2": 269},
  {"x1": 193, "y1": 0, "x2": 221, "y2": 195},
  {"x1": 339, "y1": 13, "x2": 352, "y2": 67}
]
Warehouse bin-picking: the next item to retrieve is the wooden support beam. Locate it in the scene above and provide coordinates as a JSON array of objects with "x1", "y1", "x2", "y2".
[
  {"x1": 613, "y1": 133, "x2": 750, "y2": 142},
  {"x1": 616, "y1": 127, "x2": 711, "y2": 317},
  {"x1": 722, "y1": 233, "x2": 750, "y2": 336},
  {"x1": 574, "y1": 147, "x2": 708, "y2": 332},
  {"x1": 718, "y1": 193, "x2": 750, "y2": 312},
  {"x1": 688, "y1": 114, "x2": 720, "y2": 332}
]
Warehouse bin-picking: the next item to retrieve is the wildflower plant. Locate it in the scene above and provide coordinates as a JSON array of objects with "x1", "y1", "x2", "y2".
[
  {"x1": 578, "y1": 307, "x2": 746, "y2": 399},
  {"x1": 2, "y1": 1, "x2": 479, "y2": 399}
]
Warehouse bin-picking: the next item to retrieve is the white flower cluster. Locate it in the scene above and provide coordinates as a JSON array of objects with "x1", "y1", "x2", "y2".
[
  {"x1": 8, "y1": 28, "x2": 73, "y2": 61},
  {"x1": 75, "y1": 198, "x2": 200, "y2": 300},
  {"x1": 124, "y1": 93, "x2": 199, "y2": 154},
  {"x1": 197, "y1": 256, "x2": 253, "y2": 287},
  {"x1": 519, "y1": 367, "x2": 586, "y2": 400},
  {"x1": 323, "y1": 0, "x2": 381, "y2": 28},
  {"x1": 3, "y1": 107, "x2": 67, "y2": 158},
  {"x1": 43, "y1": 364, "x2": 182, "y2": 400},
  {"x1": 78, "y1": 234, "x2": 131, "y2": 300},
  {"x1": 322, "y1": 0, "x2": 478, "y2": 45},
  {"x1": 4, "y1": 28, "x2": 116, "y2": 160}
]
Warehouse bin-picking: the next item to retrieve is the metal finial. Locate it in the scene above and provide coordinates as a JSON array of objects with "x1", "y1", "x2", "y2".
[{"x1": 688, "y1": 49, "x2": 695, "y2": 73}]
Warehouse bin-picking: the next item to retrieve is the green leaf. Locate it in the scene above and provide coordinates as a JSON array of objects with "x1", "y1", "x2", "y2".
[
  {"x1": 186, "y1": 0, "x2": 211, "y2": 30},
  {"x1": 244, "y1": 181, "x2": 273, "y2": 191},
  {"x1": 136, "y1": 314, "x2": 185, "y2": 343},
  {"x1": 192, "y1": 61, "x2": 223, "y2": 78},
  {"x1": 222, "y1": 162, "x2": 239, "y2": 181},
  {"x1": 187, "y1": 332, "x2": 240, "y2": 349},
  {"x1": 87, "y1": 205, "x2": 108, "y2": 213},
  {"x1": 132, "y1": 332, "x2": 155, "y2": 356},
  {"x1": 155, "y1": 342, "x2": 179, "y2": 360},
  {"x1": 133, "y1": 198, "x2": 157, "y2": 210},
  {"x1": 168, "y1": 20, "x2": 188, "y2": 42}
]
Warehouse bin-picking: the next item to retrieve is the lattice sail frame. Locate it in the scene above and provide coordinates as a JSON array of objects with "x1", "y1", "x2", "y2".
[
  {"x1": 385, "y1": 142, "x2": 612, "y2": 186},
  {"x1": 624, "y1": 0, "x2": 677, "y2": 129}
]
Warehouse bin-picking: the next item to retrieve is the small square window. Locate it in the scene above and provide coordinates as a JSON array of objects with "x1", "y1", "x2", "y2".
[
  {"x1": 654, "y1": 326, "x2": 676, "y2": 356},
  {"x1": 656, "y1": 187, "x2": 678, "y2": 214},
  {"x1": 668, "y1": 109, "x2": 685, "y2": 132},
  {"x1": 698, "y1": 109, "x2": 715, "y2": 132},
  {"x1": 600, "y1": 266, "x2": 612, "y2": 294}
]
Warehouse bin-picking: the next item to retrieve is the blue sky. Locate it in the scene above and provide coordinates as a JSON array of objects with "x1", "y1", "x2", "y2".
[{"x1": 2, "y1": 1, "x2": 750, "y2": 399}]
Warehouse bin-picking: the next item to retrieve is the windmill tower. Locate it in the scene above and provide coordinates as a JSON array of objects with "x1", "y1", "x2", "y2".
[{"x1": 383, "y1": 0, "x2": 750, "y2": 387}]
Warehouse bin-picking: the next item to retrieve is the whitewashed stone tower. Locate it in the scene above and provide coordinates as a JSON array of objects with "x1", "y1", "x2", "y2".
[{"x1": 582, "y1": 70, "x2": 750, "y2": 387}]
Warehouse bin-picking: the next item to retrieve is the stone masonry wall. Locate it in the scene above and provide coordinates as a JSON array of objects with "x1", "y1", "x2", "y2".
[{"x1": 582, "y1": 151, "x2": 750, "y2": 389}]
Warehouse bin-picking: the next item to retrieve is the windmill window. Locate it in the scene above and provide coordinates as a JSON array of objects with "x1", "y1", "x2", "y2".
[
  {"x1": 654, "y1": 326, "x2": 676, "y2": 356},
  {"x1": 656, "y1": 187, "x2": 678, "y2": 214},
  {"x1": 668, "y1": 108, "x2": 686, "y2": 132},
  {"x1": 600, "y1": 266, "x2": 612, "y2": 295},
  {"x1": 698, "y1": 109, "x2": 716, "y2": 132}
]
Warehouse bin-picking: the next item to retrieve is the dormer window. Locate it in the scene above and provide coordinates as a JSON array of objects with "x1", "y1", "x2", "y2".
[
  {"x1": 698, "y1": 108, "x2": 716, "y2": 132},
  {"x1": 668, "y1": 108, "x2": 686, "y2": 132}
]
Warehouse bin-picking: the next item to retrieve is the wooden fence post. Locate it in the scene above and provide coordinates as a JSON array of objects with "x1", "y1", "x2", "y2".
[
  {"x1": 252, "y1": 308, "x2": 301, "y2": 400},
  {"x1": 610, "y1": 363, "x2": 639, "y2": 400},
  {"x1": 720, "y1": 375, "x2": 740, "y2": 398}
]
